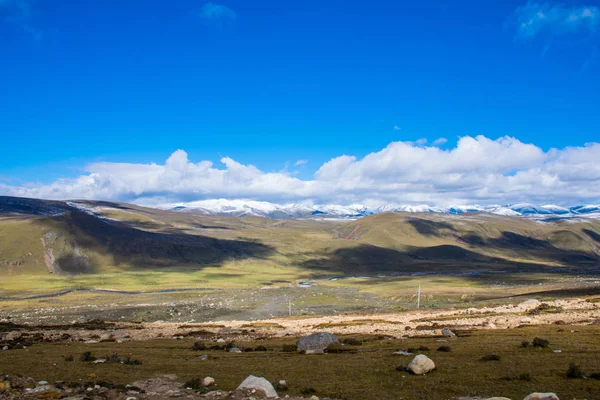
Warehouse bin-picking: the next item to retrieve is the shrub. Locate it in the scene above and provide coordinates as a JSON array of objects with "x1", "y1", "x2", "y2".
[
  {"x1": 122, "y1": 356, "x2": 142, "y2": 365},
  {"x1": 437, "y1": 346, "x2": 451, "y2": 352},
  {"x1": 325, "y1": 343, "x2": 353, "y2": 353},
  {"x1": 63, "y1": 354, "x2": 74, "y2": 362},
  {"x1": 481, "y1": 353, "x2": 501, "y2": 361},
  {"x1": 184, "y1": 378, "x2": 204, "y2": 390},
  {"x1": 566, "y1": 363, "x2": 584, "y2": 379},
  {"x1": 254, "y1": 345, "x2": 268, "y2": 352},
  {"x1": 518, "y1": 373, "x2": 532, "y2": 382},
  {"x1": 418, "y1": 345, "x2": 430, "y2": 351},
  {"x1": 520, "y1": 340, "x2": 530, "y2": 348},
  {"x1": 532, "y1": 337, "x2": 549, "y2": 348},
  {"x1": 191, "y1": 341, "x2": 206, "y2": 351},
  {"x1": 589, "y1": 372, "x2": 600, "y2": 380},
  {"x1": 282, "y1": 344, "x2": 297, "y2": 352},
  {"x1": 80, "y1": 352, "x2": 96, "y2": 362},
  {"x1": 301, "y1": 388, "x2": 317, "y2": 395},
  {"x1": 342, "y1": 338, "x2": 363, "y2": 346},
  {"x1": 106, "y1": 353, "x2": 121, "y2": 363}
]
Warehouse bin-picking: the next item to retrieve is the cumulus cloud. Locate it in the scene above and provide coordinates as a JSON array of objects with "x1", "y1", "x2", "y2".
[
  {"x1": 432, "y1": 137, "x2": 448, "y2": 146},
  {"x1": 2, "y1": 136, "x2": 600, "y2": 206},
  {"x1": 393, "y1": 125, "x2": 402, "y2": 131},
  {"x1": 511, "y1": 1, "x2": 600, "y2": 39},
  {"x1": 200, "y1": 2, "x2": 236, "y2": 23}
]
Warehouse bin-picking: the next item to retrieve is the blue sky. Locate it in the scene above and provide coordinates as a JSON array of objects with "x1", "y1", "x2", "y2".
[{"x1": 1, "y1": 0, "x2": 599, "y2": 205}]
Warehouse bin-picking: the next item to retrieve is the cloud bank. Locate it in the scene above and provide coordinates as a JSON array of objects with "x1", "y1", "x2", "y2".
[{"x1": 2, "y1": 135, "x2": 600, "y2": 207}]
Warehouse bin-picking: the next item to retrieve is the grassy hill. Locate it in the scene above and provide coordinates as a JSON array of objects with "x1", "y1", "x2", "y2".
[{"x1": 1, "y1": 196, "x2": 599, "y2": 296}]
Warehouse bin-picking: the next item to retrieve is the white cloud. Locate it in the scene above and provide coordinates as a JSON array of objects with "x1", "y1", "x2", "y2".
[
  {"x1": 294, "y1": 159, "x2": 308, "y2": 167},
  {"x1": 393, "y1": 125, "x2": 402, "y2": 131},
  {"x1": 200, "y1": 2, "x2": 236, "y2": 22},
  {"x1": 2, "y1": 136, "x2": 600, "y2": 206},
  {"x1": 432, "y1": 137, "x2": 448, "y2": 146},
  {"x1": 415, "y1": 138, "x2": 428, "y2": 146},
  {"x1": 512, "y1": 1, "x2": 600, "y2": 39}
]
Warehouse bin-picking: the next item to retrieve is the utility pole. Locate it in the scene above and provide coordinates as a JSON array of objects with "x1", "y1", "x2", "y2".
[{"x1": 417, "y1": 284, "x2": 421, "y2": 309}]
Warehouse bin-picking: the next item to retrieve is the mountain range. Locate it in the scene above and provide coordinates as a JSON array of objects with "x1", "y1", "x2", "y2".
[{"x1": 159, "y1": 199, "x2": 600, "y2": 220}]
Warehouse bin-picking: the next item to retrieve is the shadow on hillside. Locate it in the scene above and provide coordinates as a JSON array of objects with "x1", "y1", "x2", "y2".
[
  {"x1": 297, "y1": 242, "x2": 599, "y2": 277},
  {"x1": 457, "y1": 231, "x2": 598, "y2": 264},
  {"x1": 406, "y1": 218, "x2": 455, "y2": 236},
  {"x1": 0, "y1": 196, "x2": 73, "y2": 216},
  {"x1": 55, "y1": 211, "x2": 274, "y2": 269},
  {"x1": 583, "y1": 229, "x2": 600, "y2": 243}
]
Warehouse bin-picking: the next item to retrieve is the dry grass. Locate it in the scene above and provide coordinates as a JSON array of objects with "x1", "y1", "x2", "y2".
[{"x1": 1, "y1": 325, "x2": 599, "y2": 399}]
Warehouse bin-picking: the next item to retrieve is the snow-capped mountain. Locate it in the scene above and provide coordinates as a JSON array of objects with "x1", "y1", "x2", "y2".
[{"x1": 157, "y1": 199, "x2": 600, "y2": 220}]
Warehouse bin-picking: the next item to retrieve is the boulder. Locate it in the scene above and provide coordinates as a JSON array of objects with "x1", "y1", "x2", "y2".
[
  {"x1": 520, "y1": 299, "x2": 541, "y2": 310},
  {"x1": 5, "y1": 332, "x2": 22, "y2": 341},
  {"x1": 407, "y1": 354, "x2": 436, "y2": 375},
  {"x1": 202, "y1": 377, "x2": 215, "y2": 386},
  {"x1": 24, "y1": 385, "x2": 64, "y2": 399},
  {"x1": 297, "y1": 332, "x2": 339, "y2": 353},
  {"x1": 523, "y1": 394, "x2": 559, "y2": 400},
  {"x1": 236, "y1": 375, "x2": 278, "y2": 398},
  {"x1": 228, "y1": 347, "x2": 242, "y2": 353},
  {"x1": 442, "y1": 327, "x2": 456, "y2": 337}
]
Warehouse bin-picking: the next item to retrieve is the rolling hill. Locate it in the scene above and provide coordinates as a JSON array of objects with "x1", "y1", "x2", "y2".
[{"x1": 1, "y1": 196, "x2": 599, "y2": 280}]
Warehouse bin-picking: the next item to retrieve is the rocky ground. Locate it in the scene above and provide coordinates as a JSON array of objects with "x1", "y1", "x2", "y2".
[{"x1": 2, "y1": 298, "x2": 598, "y2": 346}]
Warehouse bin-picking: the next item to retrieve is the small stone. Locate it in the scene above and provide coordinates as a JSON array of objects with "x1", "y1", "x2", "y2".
[
  {"x1": 310, "y1": 396, "x2": 319, "y2": 400},
  {"x1": 2, "y1": 346, "x2": 8, "y2": 351},
  {"x1": 202, "y1": 377, "x2": 215, "y2": 386},
  {"x1": 523, "y1": 393, "x2": 559, "y2": 400},
  {"x1": 393, "y1": 350, "x2": 413, "y2": 356},
  {"x1": 216, "y1": 338, "x2": 226, "y2": 343},
  {"x1": 38, "y1": 381, "x2": 49, "y2": 385},
  {"x1": 442, "y1": 327, "x2": 456, "y2": 337},
  {"x1": 277, "y1": 380, "x2": 288, "y2": 390},
  {"x1": 200, "y1": 354, "x2": 209, "y2": 360},
  {"x1": 92, "y1": 359, "x2": 106, "y2": 364},
  {"x1": 228, "y1": 347, "x2": 242, "y2": 353},
  {"x1": 552, "y1": 349, "x2": 562, "y2": 353}
]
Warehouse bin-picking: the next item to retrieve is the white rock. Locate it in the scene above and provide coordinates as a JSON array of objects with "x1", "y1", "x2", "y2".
[
  {"x1": 92, "y1": 359, "x2": 106, "y2": 364},
  {"x1": 442, "y1": 327, "x2": 456, "y2": 337},
  {"x1": 520, "y1": 299, "x2": 541, "y2": 310},
  {"x1": 2, "y1": 346, "x2": 8, "y2": 351},
  {"x1": 407, "y1": 354, "x2": 436, "y2": 375},
  {"x1": 216, "y1": 338, "x2": 226, "y2": 343},
  {"x1": 202, "y1": 377, "x2": 215, "y2": 386},
  {"x1": 228, "y1": 347, "x2": 242, "y2": 353},
  {"x1": 237, "y1": 375, "x2": 278, "y2": 398},
  {"x1": 393, "y1": 350, "x2": 413, "y2": 356},
  {"x1": 523, "y1": 393, "x2": 559, "y2": 400}
]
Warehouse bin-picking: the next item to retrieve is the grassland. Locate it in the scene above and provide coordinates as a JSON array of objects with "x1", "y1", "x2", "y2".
[
  {"x1": 1, "y1": 196, "x2": 600, "y2": 320},
  {"x1": 1, "y1": 326, "x2": 599, "y2": 399}
]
